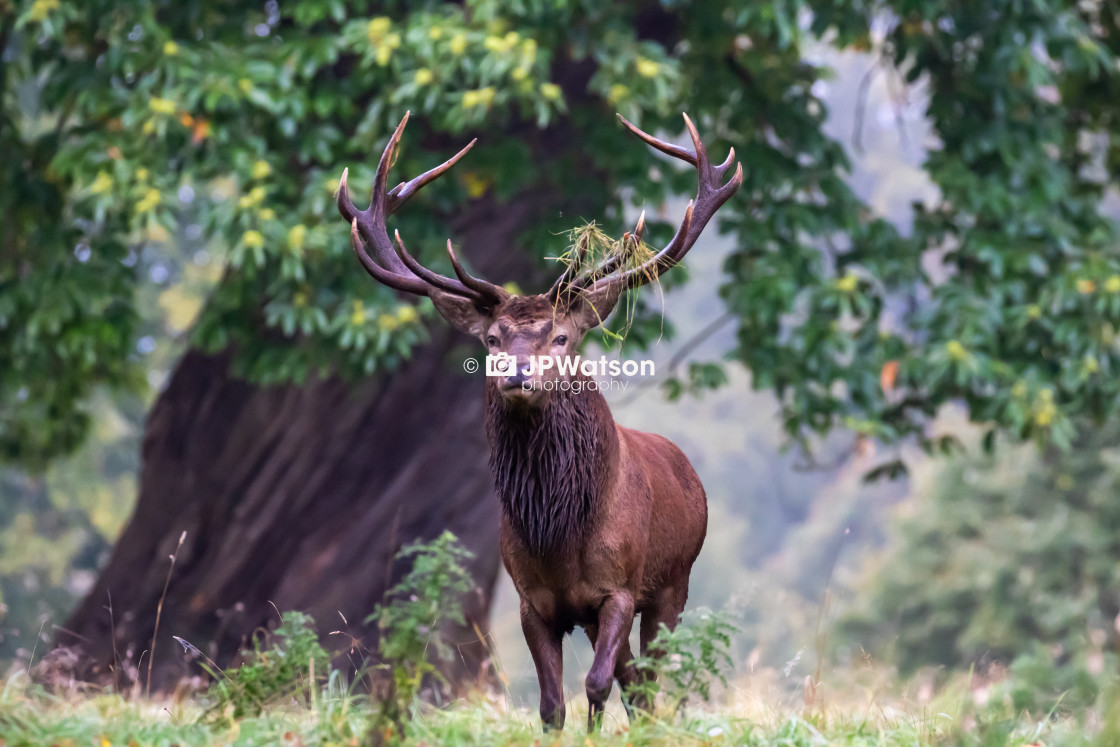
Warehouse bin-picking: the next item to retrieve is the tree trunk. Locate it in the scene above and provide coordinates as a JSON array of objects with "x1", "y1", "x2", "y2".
[{"x1": 58, "y1": 191, "x2": 551, "y2": 691}]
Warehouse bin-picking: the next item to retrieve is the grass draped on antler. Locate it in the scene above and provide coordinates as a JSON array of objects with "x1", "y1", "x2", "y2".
[{"x1": 550, "y1": 221, "x2": 661, "y2": 342}]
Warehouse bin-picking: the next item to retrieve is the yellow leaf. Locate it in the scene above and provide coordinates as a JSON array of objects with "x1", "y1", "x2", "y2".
[
  {"x1": 636, "y1": 57, "x2": 659, "y2": 78},
  {"x1": 135, "y1": 188, "x2": 161, "y2": 214},
  {"x1": 540, "y1": 83, "x2": 562, "y2": 101},
  {"x1": 835, "y1": 273, "x2": 859, "y2": 293},
  {"x1": 367, "y1": 16, "x2": 391, "y2": 43},
  {"x1": 148, "y1": 97, "x2": 177, "y2": 115},
  {"x1": 89, "y1": 170, "x2": 113, "y2": 195},
  {"x1": 461, "y1": 171, "x2": 491, "y2": 198},
  {"x1": 288, "y1": 224, "x2": 307, "y2": 251},
  {"x1": 163, "y1": 40, "x2": 179, "y2": 56},
  {"x1": 28, "y1": 0, "x2": 58, "y2": 22}
]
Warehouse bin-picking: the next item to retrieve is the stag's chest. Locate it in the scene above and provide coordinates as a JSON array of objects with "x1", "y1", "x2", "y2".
[{"x1": 498, "y1": 516, "x2": 635, "y2": 625}]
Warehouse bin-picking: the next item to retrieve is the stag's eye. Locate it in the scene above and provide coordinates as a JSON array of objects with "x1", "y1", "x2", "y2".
[
  {"x1": 487, "y1": 336, "x2": 500, "y2": 348},
  {"x1": 553, "y1": 335, "x2": 568, "y2": 346}
]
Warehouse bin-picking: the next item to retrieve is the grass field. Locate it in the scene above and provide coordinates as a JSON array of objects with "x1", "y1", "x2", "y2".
[{"x1": 1, "y1": 668, "x2": 1115, "y2": 747}]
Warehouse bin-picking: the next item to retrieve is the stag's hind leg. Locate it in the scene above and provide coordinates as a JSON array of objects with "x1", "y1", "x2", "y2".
[{"x1": 636, "y1": 584, "x2": 690, "y2": 705}]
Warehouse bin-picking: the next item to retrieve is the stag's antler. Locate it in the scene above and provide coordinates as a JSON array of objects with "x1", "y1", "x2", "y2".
[
  {"x1": 551, "y1": 113, "x2": 743, "y2": 301},
  {"x1": 337, "y1": 111, "x2": 508, "y2": 307}
]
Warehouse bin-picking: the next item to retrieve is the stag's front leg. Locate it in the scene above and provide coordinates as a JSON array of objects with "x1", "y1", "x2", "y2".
[
  {"x1": 521, "y1": 599, "x2": 565, "y2": 730},
  {"x1": 585, "y1": 591, "x2": 636, "y2": 732}
]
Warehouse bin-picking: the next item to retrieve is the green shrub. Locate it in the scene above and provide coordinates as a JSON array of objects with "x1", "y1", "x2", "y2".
[
  {"x1": 366, "y1": 531, "x2": 475, "y2": 741},
  {"x1": 628, "y1": 608, "x2": 738, "y2": 714},
  {"x1": 993, "y1": 644, "x2": 1115, "y2": 715},
  {"x1": 205, "y1": 610, "x2": 329, "y2": 721}
]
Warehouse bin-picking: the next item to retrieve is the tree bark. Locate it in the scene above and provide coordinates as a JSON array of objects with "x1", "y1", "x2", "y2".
[{"x1": 57, "y1": 189, "x2": 555, "y2": 691}]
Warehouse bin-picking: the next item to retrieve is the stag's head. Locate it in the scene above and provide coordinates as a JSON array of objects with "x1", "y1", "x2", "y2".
[{"x1": 337, "y1": 112, "x2": 742, "y2": 404}]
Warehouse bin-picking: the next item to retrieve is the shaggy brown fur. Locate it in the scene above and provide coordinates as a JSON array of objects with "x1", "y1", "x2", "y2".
[{"x1": 486, "y1": 383, "x2": 616, "y2": 556}]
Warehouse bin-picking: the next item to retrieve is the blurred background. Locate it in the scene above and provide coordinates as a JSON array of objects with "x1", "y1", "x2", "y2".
[{"x1": 3, "y1": 0, "x2": 1120, "y2": 719}]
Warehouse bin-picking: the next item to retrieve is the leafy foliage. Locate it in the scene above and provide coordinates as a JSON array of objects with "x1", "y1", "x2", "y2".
[
  {"x1": 6, "y1": 0, "x2": 1120, "y2": 475},
  {"x1": 797, "y1": 1, "x2": 1120, "y2": 461},
  {"x1": 205, "y1": 610, "x2": 330, "y2": 721},
  {"x1": 628, "y1": 608, "x2": 739, "y2": 712},
  {"x1": 195, "y1": 534, "x2": 474, "y2": 739},
  {"x1": 366, "y1": 530, "x2": 474, "y2": 740},
  {"x1": 844, "y1": 420, "x2": 1120, "y2": 710}
]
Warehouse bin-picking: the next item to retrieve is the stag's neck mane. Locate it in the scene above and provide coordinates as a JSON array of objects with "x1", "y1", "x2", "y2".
[{"x1": 486, "y1": 380, "x2": 618, "y2": 557}]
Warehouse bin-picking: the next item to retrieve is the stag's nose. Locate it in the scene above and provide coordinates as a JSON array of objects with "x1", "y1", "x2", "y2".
[{"x1": 504, "y1": 361, "x2": 533, "y2": 389}]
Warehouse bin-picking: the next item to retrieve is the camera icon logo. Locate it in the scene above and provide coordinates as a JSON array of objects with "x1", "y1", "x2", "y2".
[{"x1": 485, "y1": 352, "x2": 516, "y2": 377}]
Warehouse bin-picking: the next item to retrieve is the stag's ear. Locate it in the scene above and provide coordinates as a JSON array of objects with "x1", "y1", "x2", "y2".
[
  {"x1": 568, "y1": 282, "x2": 625, "y2": 332},
  {"x1": 428, "y1": 288, "x2": 491, "y2": 337}
]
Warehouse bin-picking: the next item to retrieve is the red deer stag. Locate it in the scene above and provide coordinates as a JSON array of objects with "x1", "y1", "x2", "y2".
[{"x1": 337, "y1": 111, "x2": 741, "y2": 731}]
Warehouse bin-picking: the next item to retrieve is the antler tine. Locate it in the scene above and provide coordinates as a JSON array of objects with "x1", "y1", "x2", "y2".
[
  {"x1": 370, "y1": 112, "x2": 410, "y2": 221},
  {"x1": 337, "y1": 167, "x2": 358, "y2": 222},
  {"x1": 715, "y1": 146, "x2": 736, "y2": 178},
  {"x1": 337, "y1": 116, "x2": 413, "y2": 277},
  {"x1": 392, "y1": 230, "x2": 474, "y2": 296},
  {"x1": 581, "y1": 113, "x2": 742, "y2": 295},
  {"x1": 338, "y1": 112, "x2": 505, "y2": 306},
  {"x1": 349, "y1": 219, "x2": 430, "y2": 295},
  {"x1": 682, "y1": 113, "x2": 708, "y2": 174},
  {"x1": 632, "y1": 209, "x2": 646, "y2": 244},
  {"x1": 386, "y1": 138, "x2": 478, "y2": 213},
  {"x1": 446, "y1": 240, "x2": 510, "y2": 302},
  {"x1": 616, "y1": 113, "x2": 697, "y2": 166}
]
